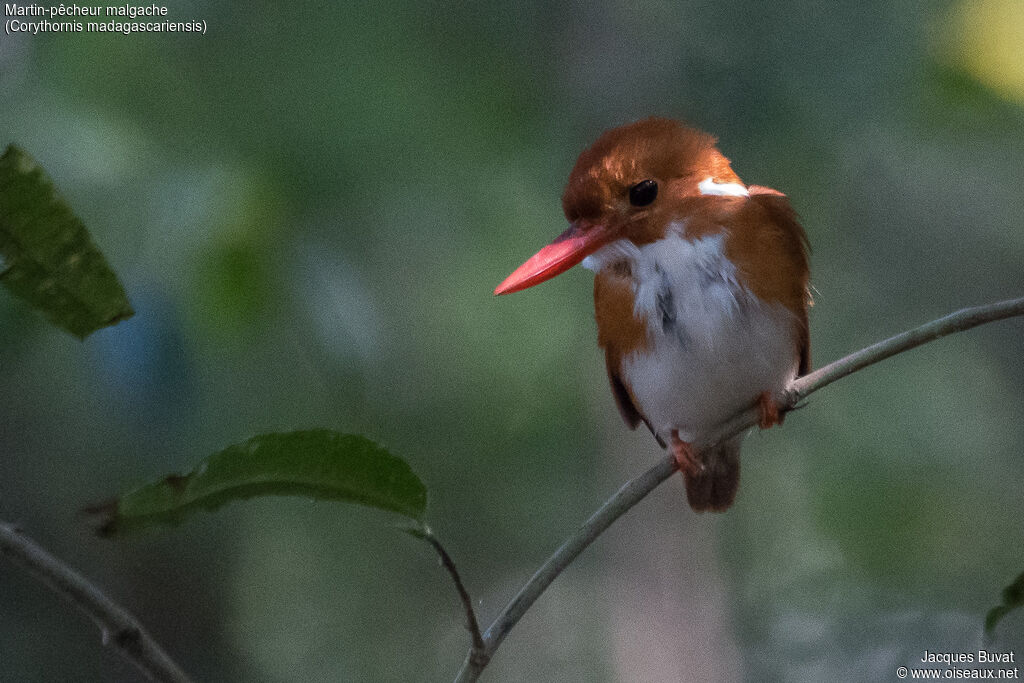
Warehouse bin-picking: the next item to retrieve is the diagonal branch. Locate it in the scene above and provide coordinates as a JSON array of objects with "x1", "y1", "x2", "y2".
[
  {"x1": 0, "y1": 522, "x2": 192, "y2": 683},
  {"x1": 789, "y1": 296, "x2": 1024, "y2": 399},
  {"x1": 454, "y1": 294, "x2": 1024, "y2": 682}
]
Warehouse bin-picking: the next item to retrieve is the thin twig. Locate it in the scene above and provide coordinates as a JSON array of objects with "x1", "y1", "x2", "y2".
[
  {"x1": 454, "y1": 295, "x2": 1024, "y2": 682},
  {"x1": 0, "y1": 522, "x2": 192, "y2": 683},
  {"x1": 408, "y1": 525, "x2": 485, "y2": 656}
]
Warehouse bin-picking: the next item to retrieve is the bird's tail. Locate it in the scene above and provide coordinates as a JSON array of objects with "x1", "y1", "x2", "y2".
[{"x1": 683, "y1": 436, "x2": 742, "y2": 512}]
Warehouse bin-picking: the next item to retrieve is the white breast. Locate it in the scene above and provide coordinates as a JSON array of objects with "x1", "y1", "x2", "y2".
[{"x1": 585, "y1": 229, "x2": 800, "y2": 443}]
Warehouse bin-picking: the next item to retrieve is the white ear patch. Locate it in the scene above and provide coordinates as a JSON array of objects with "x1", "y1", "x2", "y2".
[{"x1": 698, "y1": 177, "x2": 749, "y2": 197}]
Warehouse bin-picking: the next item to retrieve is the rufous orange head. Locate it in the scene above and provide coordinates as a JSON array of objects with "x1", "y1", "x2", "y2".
[{"x1": 494, "y1": 117, "x2": 741, "y2": 295}]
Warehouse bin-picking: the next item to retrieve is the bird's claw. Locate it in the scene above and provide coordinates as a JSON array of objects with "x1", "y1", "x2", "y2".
[{"x1": 669, "y1": 430, "x2": 702, "y2": 476}]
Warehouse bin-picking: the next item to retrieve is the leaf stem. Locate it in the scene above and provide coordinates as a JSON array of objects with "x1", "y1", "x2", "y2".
[
  {"x1": 413, "y1": 525, "x2": 485, "y2": 654},
  {"x1": 0, "y1": 522, "x2": 192, "y2": 683},
  {"x1": 454, "y1": 295, "x2": 1024, "y2": 682}
]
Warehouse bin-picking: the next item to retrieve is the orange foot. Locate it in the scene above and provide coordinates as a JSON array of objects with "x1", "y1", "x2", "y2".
[
  {"x1": 757, "y1": 391, "x2": 784, "y2": 429},
  {"x1": 669, "y1": 430, "x2": 702, "y2": 477}
]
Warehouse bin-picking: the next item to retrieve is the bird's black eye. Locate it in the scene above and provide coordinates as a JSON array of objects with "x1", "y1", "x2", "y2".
[{"x1": 629, "y1": 179, "x2": 658, "y2": 207}]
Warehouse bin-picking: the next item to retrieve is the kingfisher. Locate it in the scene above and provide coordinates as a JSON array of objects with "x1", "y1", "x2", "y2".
[{"x1": 495, "y1": 118, "x2": 810, "y2": 512}]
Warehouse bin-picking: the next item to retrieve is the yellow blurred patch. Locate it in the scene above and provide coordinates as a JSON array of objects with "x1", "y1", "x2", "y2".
[{"x1": 949, "y1": 0, "x2": 1024, "y2": 102}]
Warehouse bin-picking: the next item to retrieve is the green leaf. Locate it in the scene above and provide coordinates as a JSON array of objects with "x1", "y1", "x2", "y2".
[
  {"x1": 91, "y1": 430, "x2": 427, "y2": 535},
  {"x1": 985, "y1": 571, "x2": 1024, "y2": 636},
  {"x1": 0, "y1": 145, "x2": 133, "y2": 338}
]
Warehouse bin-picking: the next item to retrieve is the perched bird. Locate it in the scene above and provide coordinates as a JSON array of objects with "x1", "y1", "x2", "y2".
[{"x1": 495, "y1": 118, "x2": 810, "y2": 512}]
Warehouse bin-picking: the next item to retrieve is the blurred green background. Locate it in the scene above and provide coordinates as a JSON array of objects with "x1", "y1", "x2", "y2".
[{"x1": 2, "y1": 0, "x2": 1023, "y2": 681}]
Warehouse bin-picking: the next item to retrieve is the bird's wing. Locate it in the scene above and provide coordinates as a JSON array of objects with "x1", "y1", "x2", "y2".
[
  {"x1": 748, "y1": 186, "x2": 812, "y2": 375},
  {"x1": 604, "y1": 356, "x2": 666, "y2": 447},
  {"x1": 604, "y1": 354, "x2": 642, "y2": 430}
]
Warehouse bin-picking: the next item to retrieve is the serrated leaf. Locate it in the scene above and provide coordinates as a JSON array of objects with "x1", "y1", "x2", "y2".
[
  {"x1": 985, "y1": 571, "x2": 1024, "y2": 636},
  {"x1": 92, "y1": 430, "x2": 427, "y2": 535},
  {"x1": 0, "y1": 145, "x2": 133, "y2": 338}
]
